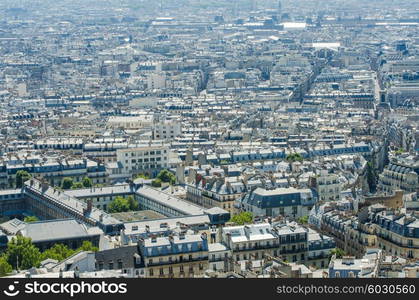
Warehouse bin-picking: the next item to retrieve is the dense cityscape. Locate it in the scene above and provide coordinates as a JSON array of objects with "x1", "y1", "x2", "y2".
[{"x1": 0, "y1": 0, "x2": 418, "y2": 280}]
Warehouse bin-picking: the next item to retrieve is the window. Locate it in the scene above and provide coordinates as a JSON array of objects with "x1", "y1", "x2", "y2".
[
  {"x1": 159, "y1": 268, "x2": 164, "y2": 275},
  {"x1": 335, "y1": 271, "x2": 340, "y2": 278},
  {"x1": 149, "y1": 269, "x2": 154, "y2": 276}
]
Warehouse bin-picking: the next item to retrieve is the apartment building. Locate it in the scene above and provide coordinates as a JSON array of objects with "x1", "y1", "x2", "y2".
[
  {"x1": 137, "y1": 233, "x2": 209, "y2": 278},
  {"x1": 379, "y1": 155, "x2": 419, "y2": 194},
  {"x1": 153, "y1": 119, "x2": 182, "y2": 140},
  {"x1": 239, "y1": 187, "x2": 316, "y2": 218},
  {"x1": 311, "y1": 173, "x2": 342, "y2": 202},
  {"x1": 115, "y1": 145, "x2": 170, "y2": 178},
  {"x1": 372, "y1": 210, "x2": 419, "y2": 259},
  {"x1": 186, "y1": 176, "x2": 245, "y2": 214},
  {"x1": 221, "y1": 222, "x2": 309, "y2": 265},
  {"x1": 1, "y1": 154, "x2": 107, "y2": 188}
]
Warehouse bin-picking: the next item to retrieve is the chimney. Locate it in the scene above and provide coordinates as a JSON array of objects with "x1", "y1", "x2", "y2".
[
  {"x1": 41, "y1": 180, "x2": 49, "y2": 191},
  {"x1": 87, "y1": 199, "x2": 93, "y2": 212},
  {"x1": 84, "y1": 199, "x2": 93, "y2": 215}
]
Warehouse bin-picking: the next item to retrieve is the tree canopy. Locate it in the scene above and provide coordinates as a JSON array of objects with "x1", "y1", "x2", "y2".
[
  {"x1": 134, "y1": 173, "x2": 150, "y2": 180},
  {"x1": 108, "y1": 196, "x2": 138, "y2": 213},
  {"x1": 77, "y1": 241, "x2": 99, "y2": 252},
  {"x1": 297, "y1": 216, "x2": 309, "y2": 224},
  {"x1": 151, "y1": 178, "x2": 162, "y2": 187},
  {"x1": 230, "y1": 212, "x2": 253, "y2": 225},
  {"x1": 41, "y1": 241, "x2": 98, "y2": 262},
  {"x1": 82, "y1": 177, "x2": 93, "y2": 188},
  {"x1": 285, "y1": 153, "x2": 303, "y2": 162},
  {"x1": 156, "y1": 169, "x2": 176, "y2": 185},
  {"x1": 61, "y1": 177, "x2": 74, "y2": 190},
  {"x1": 16, "y1": 170, "x2": 31, "y2": 188},
  {"x1": 0, "y1": 255, "x2": 12, "y2": 277},
  {"x1": 71, "y1": 182, "x2": 84, "y2": 189},
  {"x1": 1, "y1": 237, "x2": 99, "y2": 274},
  {"x1": 41, "y1": 243, "x2": 75, "y2": 261},
  {"x1": 23, "y1": 216, "x2": 39, "y2": 223},
  {"x1": 330, "y1": 248, "x2": 346, "y2": 259},
  {"x1": 6, "y1": 236, "x2": 42, "y2": 270}
]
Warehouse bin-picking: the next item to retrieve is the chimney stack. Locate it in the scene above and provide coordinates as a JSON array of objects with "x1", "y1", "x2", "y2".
[{"x1": 84, "y1": 199, "x2": 93, "y2": 215}]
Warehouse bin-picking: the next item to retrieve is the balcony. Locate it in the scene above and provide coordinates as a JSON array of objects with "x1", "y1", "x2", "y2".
[
  {"x1": 234, "y1": 243, "x2": 279, "y2": 253},
  {"x1": 147, "y1": 256, "x2": 208, "y2": 267},
  {"x1": 279, "y1": 238, "x2": 307, "y2": 245},
  {"x1": 279, "y1": 248, "x2": 308, "y2": 254}
]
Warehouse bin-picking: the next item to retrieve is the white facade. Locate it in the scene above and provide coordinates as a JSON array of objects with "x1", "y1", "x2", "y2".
[
  {"x1": 316, "y1": 173, "x2": 341, "y2": 202},
  {"x1": 116, "y1": 146, "x2": 170, "y2": 176},
  {"x1": 107, "y1": 115, "x2": 153, "y2": 130},
  {"x1": 153, "y1": 120, "x2": 182, "y2": 140}
]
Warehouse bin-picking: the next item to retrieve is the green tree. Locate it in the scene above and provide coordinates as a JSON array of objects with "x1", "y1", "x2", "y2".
[
  {"x1": 61, "y1": 177, "x2": 74, "y2": 190},
  {"x1": 156, "y1": 169, "x2": 176, "y2": 184},
  {"x1": 297, "y1": 216, "x2": 309, "y2": 224},
  {"x1": 230, "y1": 212, "x2": 253, "y2": 225},
  {"x1": 82, "y1": 177, "x2": 93, "y2": 188},
  {"x1": 16, "y1": 170, "x2": 31, "y2": 188},
  {"x1": 286, "y1": 153, "x2": 303, "y2": 162},
  {"x1": 23, "y1": 216, "x2": 39, "y2": 223},
  {"x1": 6, "y1": 236, "x2": 42, "y2": 270},
  {"x1": 151, "y1": 178, "x2": 162, "y2": 187},
  {"x1": 134, "y1": 173, "x2": 150, "y2": 180},
  {"x1": 108, "y1": 196, "x2": 130, "y2": 213},
  {"x1": 71, "y1": 182, "x2": 84, "y2": 189},
  {"x1": 77, "y1": 241, "x2": 99, "y2": 252},
  {"x1": 41, "y1": 244, "x2": 75, "y2": 261},
  {"x1": 330, "y1": 248, "x2": 345, "y2": 259},
  {"x1": 395, "y1": 148, "x2": 405, "y2": 155},
  {"x1": 127, "y1": 195, "x2": 139, "y2": 211},
  {"x1": 0, "y1": 255, "x2": 12, "y2": 277}
]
